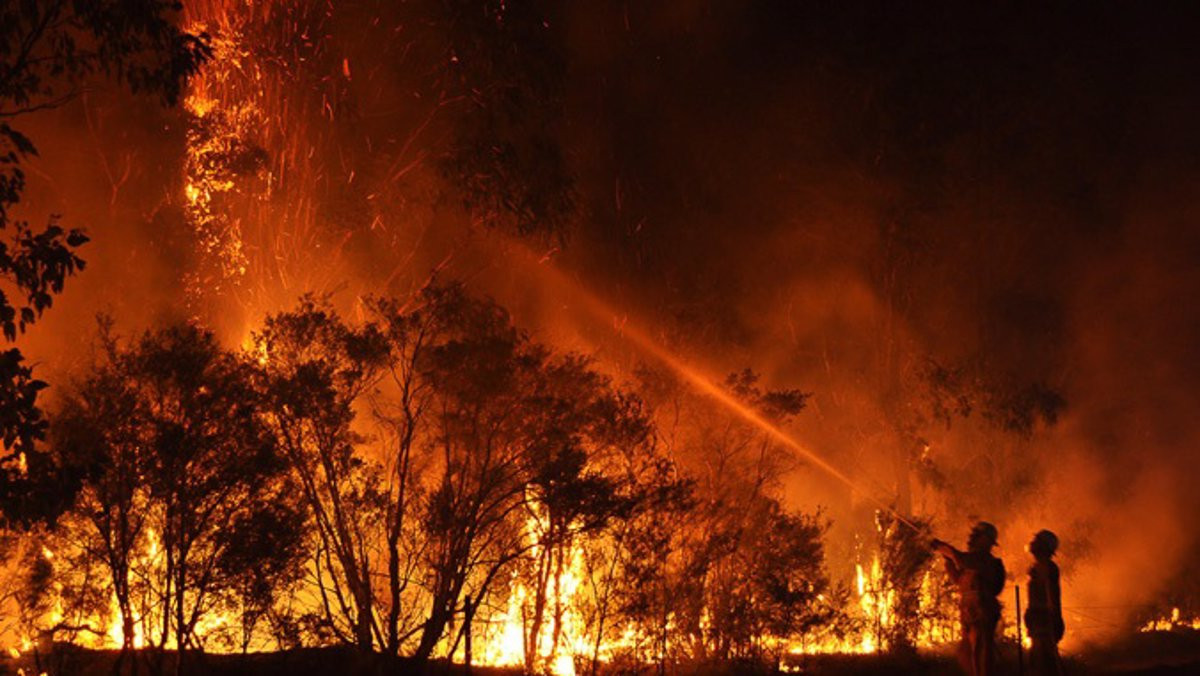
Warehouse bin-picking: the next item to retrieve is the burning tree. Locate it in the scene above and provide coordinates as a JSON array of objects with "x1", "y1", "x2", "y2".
[
  {"x1": 502, "y1": 361, "x2": 653, "y2": 673},
  {"x1": 253, "y1": 297, "x2": 391, "y2": 652},
  {"x1": 252, "y1": 283, "x2": 670, "y2": 671},
  {"x1": 391, "y1": 284, "x2": 653, "y2": 671},
  {"x1": 620, "y1": 366, "x2": 840, "y2": 667},
  {"x1": 870, "y1": 510, "x2": 942, "y2": 653},
  {"x1": 52, "y1": 322, "x2": 305, "y2": 674},
  {"x1": 574, "y1": 448, "x2": 695, "y2": 675},
  {"x1": 699, "y1": 494, "x2": 834, "y2": 664}
]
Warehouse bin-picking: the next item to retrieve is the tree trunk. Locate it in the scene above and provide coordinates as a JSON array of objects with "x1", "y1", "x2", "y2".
[
  {"x1": 112, "y1": 579, "x2": 135, "y2": 676},
  {"x1": 412, "y1": 607, "x2": 448, "y2": 664},
  {"x1": 386, "y1": 535, "x2": 401, "y2": 655},
  {"x1": 355, "y1": 585, "x2": 374, "y2": 652},
  {"x1": 547, "y1": 544, "x2": 567, "y2": 672},
  {"x1": 174, "y1": 566, "x2": 187, "y2": 676},
  {"x1": 463, "y1": 597, "x2": 476, "y2": 676},
  {"x1": 526, "y1": 526, "x2": 555, "y2": 672}
]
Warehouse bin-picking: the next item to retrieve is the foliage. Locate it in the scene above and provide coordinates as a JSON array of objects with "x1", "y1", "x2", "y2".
[
  {"x1": 438, "y1": 0, "x2": 575, "y2": 239},
  {"x1": 918, "y1": 359, "x2": 1066, "y2": 438},
  {"x1": 576, "y1": 449, "x2": 695, "y2": 673},
  {"x1": 0, "y1": 0, "x2": 209, "y2": 526},
  {"x1": 685, "y1": 493, "x2": 832, "y2": 662},
  {"x1": 394, "y1": 283, "x2": 653, "y2": 667},
  {"x1": 255, "y1": 296, "x2": 390, "y2": 652},
  {"x1": 0, "y1": 284, "x2": 853, "y2": 671},
  {"x1": 873, "y1": 511, "x2": 936, "y2": 653},
  {"x1": 626, "y1": 364, "x2": 832, "y2": 667},
  {"x1": 0, "y1": 0, "x2": 209, "y2": 114},
  {"x1": 52, "y1": 322, "x2": 303, "y2": 672}
]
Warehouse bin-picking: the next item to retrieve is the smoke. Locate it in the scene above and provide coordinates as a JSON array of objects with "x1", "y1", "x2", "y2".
[
  {"x1": 550, "y1": 1, "x2": 1200, "y2": 643},
  {"x1": 9, "y1": 0, "x2": 1200, "y2": 647}
]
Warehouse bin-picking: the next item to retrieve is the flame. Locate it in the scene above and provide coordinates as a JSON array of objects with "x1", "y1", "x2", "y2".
[
  {"x1": 456, "y1": 523, "x2": 963, "y2": 666},
  {"x1": 105, "y1": 606, "x2": 146, "y2": 651},
  {"x1": 1140, "y1": 607, "x2": 1200, "y2": 632},
  {"x1": 788, "y1": 551, "x2": 957, "y2": 656},
  {"x1": 471, "y1": 517, "x2": 589, "y2": 675}
]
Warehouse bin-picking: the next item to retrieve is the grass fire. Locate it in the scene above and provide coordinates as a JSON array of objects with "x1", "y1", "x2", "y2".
[{"x1": 1, "y1": 2, "x2": 1199, "y2": 675}]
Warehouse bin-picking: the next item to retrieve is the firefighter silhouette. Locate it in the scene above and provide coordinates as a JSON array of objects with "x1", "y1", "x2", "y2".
[
  {"x1": 932, "y1": 521, "x2": 1006, "y2": 676},
  {"x1": 1025, "y1": 529, "x2": 1065, "y2": 675}
]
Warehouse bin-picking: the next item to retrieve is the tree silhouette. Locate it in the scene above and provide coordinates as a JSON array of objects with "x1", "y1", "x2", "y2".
[
  {"x1": 54, "y1": 323, "x2": 298, "y2": 675},
  {"x1": 0, "y1": 0, "x2": 208, "y2": 525},
  {"x1": 505, "y1": 355, "x2": 652, "y2": 673},
  {"x1": 625, "y1": 365, "x2": 833, "y2": 666},
  {"x1": 438, "y1": 0, "x2": 575, "y2": 239},
  {"x1": 255, "y1": 298, "x2": 390, "y2": 652},
  {"x1": 575, "y1": 445, "x2": 694, "y2": 675},
  {"x1": 400, "y1": 283, "x2": 570, "y2": 664}
]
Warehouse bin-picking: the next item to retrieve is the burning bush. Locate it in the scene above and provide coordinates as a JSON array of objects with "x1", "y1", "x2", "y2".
[{"x1": 50, "y1": 322, "x2": 304, "y2": 671}]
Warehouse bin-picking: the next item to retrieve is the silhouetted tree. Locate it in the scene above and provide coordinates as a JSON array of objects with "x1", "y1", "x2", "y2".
[
  {"x1": 0, "y1": 0, "x2": 208, "y2": 525},
  {"x1": 576, "y1": 452, "x2": 694, "y2": 675},
  {"x1": 873, "y1": 511, "x2": 939, "y2": 653},
  {"x1": 438, "y1": 0, "x2": 575, "y2": 239},
  {"x1": 630, "y1": 365, "x2": 833, "y2": 666},
  {"x1": 213, "y1": 494, "x2": 309, "y2": 653},
  {"x1": 52, "y1": 324, "x2": 148, "y2": 671},
  {"x1": 54, "y1": 323, "x2": 295, "y2": 675},
  {"x1": 255, "y1": 298, "x2": 390, "y2": 652},
  {"x1": 708, "y1": 496, "x2": 832, "y2": 662},
  {"x1": 367, "y1": 294, "x2": 444, "y2": 657},
  {"x1": 374, "y1": 283, "x2": 644, "y2": 669},
  {"x1": 404, "y1": 283, "x2": 577, "y2": 664},
  {"x1": 258, "y1": 284, "x2": 660, "y2": 666},
  {"x1": 500, "y1": 355, "x2": 652, "y2": 673}
]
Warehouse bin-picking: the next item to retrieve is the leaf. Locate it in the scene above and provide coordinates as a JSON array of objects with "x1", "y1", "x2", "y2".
[
  {"x1": 65, "y1": 230, "x2": 89, "y2": 247},
  {"x1": 0, "y1": 125, "x2": 37, "y2": 157}
]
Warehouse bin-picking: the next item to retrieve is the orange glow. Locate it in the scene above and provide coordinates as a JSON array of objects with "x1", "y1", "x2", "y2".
[{"x1": 1, "y1": 1, "x2": 1190, "y2": 669}]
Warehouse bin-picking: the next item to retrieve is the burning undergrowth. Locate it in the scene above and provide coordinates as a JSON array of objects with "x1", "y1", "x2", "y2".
[{"x1": 0, "y1": 285, "x2": 976, "y2": 675}]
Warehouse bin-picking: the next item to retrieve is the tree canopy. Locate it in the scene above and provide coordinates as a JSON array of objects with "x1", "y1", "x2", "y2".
[{"x1": 0, "y1": 0, "x2": 208, "y2": 525}]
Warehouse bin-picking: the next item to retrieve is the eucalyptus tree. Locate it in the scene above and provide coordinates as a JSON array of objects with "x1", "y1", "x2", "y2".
[
  {"x1": 0, "y1": 0, "x2": 208, "y2": 525},
  {"x1": 55, "y1": 323, "x2": 302, "y2": 675}
]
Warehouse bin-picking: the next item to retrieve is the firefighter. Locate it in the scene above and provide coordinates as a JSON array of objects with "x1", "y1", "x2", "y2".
[
  {"x1": 1024, "y1": 529, "x2": 1065, "y2": 675},
  {"x1": 931, "y1": 521, "x2": 1006, "y2": 676}
]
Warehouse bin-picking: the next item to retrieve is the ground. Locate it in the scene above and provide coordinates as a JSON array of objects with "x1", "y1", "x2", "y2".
[{"x1": 3, "y1": 631, "x2": 1200, "y2": 675}]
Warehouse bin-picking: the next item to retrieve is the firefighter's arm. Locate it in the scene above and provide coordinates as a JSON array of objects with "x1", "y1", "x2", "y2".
[{"x1": 930, "y1": 539, "x2": 963, "y2": 575}]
